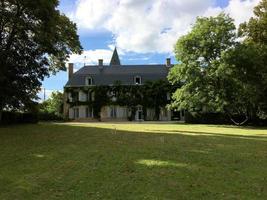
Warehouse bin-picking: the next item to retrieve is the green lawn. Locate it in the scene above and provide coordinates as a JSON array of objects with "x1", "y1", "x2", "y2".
[{"x1": 0, "y1": 122, "x2": 267, "y2": 199}]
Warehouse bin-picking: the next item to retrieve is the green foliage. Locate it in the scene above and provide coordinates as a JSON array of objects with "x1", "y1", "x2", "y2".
[
  {"x1": 65, "y1": 79, "x2": 175, "y2": 121},
  {"x1": 39, "y1": 91, "x2": 63, "y2": 118},
  {"x1": 0, "y1": 0, "x2": 82, "y2": 114},
  {"x1": 238, "y1": 0, "x2": 267, "y2": 119},
  {"x1": 0, "y1": 111, "x2": 38, "y2": 125},
  {"x1": 239, "y1": 0, "x2": 267, "y2": 45},
  {"x1": 142, "y1": 80, "x2": 172, "y2": 120},
  {"x1": 169, "y1": 13, "x2": 236, "y2": 113},
  {"x1": 169, "y1": 4, "x2": 267, "y2": 124}
]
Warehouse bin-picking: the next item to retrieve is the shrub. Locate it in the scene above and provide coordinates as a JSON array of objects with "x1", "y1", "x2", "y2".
[
  {"x1": 0, "y1": 111, "x2": 38, "y2": 125},
  {"x1": 185, "y1": 112, "x2": 231, "y2": 124},
  {"x1": 38, "y1": 112, "x2": 63, "y2": 121},
  {"x1": 185, "y1": 112, "x2": 267, "y2": 126}
]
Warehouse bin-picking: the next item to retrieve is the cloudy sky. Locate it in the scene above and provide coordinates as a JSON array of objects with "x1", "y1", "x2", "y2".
[{"x1": 40, "y1": 0, "x2": 260, "y2": 100}]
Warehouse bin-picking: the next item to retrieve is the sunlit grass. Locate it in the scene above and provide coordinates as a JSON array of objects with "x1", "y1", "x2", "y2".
[
  {"x1": 64, "y1": 122, "x2": 267, "y2": 138},
  {"x1": 136, "y1": 159, "x2": 188, "y2": 168},
  {"x1": 0, "y1": 122, "x2": 266, "y2": 199}
]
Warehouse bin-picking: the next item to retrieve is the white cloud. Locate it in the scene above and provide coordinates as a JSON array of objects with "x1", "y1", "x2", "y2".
[
  {"x1": 225, "y1": 0, "x2": 260, "y2": 26},
  {"x1": 70, "y1": 0, "x2": 260, "y2": 54},
  {"x1": 67, "y1": 49, "x2": 114, "y2": 65}
]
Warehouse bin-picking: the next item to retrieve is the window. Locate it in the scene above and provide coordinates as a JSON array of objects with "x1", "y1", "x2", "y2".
[
  {"x1": 72, "y1": 92, "x2": 78, "y2": 102},
  {"x1": 110, "y1": 106, "x2": 117, "y2": 118},
  {"x1": 87, "y1": 91, "x2": 94, "y2": 101},
  {"x1": 68, "y1": 93, "x2": 72, "y2": 102},
  {"x1": 74, "y1": 108, "x2": 79, "y2": 119},
  {"x1": 134, "y1": 76, "x2": 141, "y2": 85},
  {"x1": 86, "y1": 77, "x2": 93, "y2": 85},
  {"x1": 162, "y1": 108, "x2": 168, "y2": 117},
  {"x1": 86, "y1": 107, "x2": 93, "y2": 118}
]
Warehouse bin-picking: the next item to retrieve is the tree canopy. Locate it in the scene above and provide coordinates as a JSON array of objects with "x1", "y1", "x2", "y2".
[
  {"x1": 39, "y1": 91, "x2": 63, "y2": 118},
  {"x1": 0, "y1": 0, "x2": 82, "y2": 117},
  {"x1": 169, "y1": 1, "x2": 267, "y2": 125},
  {"x1": 168, "y1": 14, "x2": 236, "y2": 112}
]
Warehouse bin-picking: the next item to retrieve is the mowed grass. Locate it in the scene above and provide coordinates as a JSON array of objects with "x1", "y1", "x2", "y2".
[{"x1": 0, "y1": 122, "x2": 267, "y2": 200}]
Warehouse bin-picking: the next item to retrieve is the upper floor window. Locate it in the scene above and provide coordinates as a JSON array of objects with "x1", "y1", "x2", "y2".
[
  {"x1": 134, "y1": 76, "x2": 141, "y2": 85},
  {"x1": 86, "y1": 77, "x2": 93, "y2": 85},
  {"x1": 87, "y1": 91, "x2": 95, "y2": 101}
]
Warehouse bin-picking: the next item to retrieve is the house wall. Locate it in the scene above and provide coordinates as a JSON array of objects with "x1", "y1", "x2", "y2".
[
  {"x1": 68, "y1": 105, "x2": 172, "y2": 121},
  {"x1": 146, "y1": 108, "x2": 155, "y2": 121},
  {"x1": 159, "y1": 107, "x2": 172, "y2": 121},
  {"x1": 65, "y1": 90, "x2": 174, "y2": 121},
  {"x1": 69, "y1": 107, "x2": 74, "y2": 119},
  {"x1": 101, "y1": 106, "x2": 128, "y2": 121}
]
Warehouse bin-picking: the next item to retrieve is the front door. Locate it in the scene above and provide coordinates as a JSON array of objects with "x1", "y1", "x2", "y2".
[{"x1": 138, "y1": 110, "x2": 142, "y2": 120}]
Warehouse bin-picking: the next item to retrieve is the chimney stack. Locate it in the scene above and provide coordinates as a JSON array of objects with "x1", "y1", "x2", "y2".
[
  {"x1": 68, "y1": 63, "x2": 74, "y2": 79},
  {"x1": 98, "y1": 59, "x2": 103, "y2": 66},
  {"x1": 166, "y1": 58, "x2": 171, "y2": 67},
  {"x1": 98, "y1": 59, "x2": 103, "y2": 70}
]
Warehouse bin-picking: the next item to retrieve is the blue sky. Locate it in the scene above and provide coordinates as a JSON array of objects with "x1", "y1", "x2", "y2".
[{"x1": 40, "y1": 0, "x2": 258, "y2": 99}]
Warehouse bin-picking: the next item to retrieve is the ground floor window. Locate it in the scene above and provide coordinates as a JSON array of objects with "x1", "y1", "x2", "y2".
[
  {"x1": 74, "y1": 108, "x2": 79, "y2": 119},
  {"x1": 86, "y1": 107, "x2": 94, "y2": 118},
  {"x1": 110, "y1": 106, "x2": 117, "y2": 118},
  {"x1": 162, "y1": 108, "x2": 168, "y2": 117},
  {"x1": 136, "y1": 106, "x2": 143, "y2": 120}
]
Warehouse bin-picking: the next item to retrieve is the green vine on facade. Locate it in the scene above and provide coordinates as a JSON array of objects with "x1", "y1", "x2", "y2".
[{"x1": 65, "y1": 80, "x2": 179, "y2": 120}]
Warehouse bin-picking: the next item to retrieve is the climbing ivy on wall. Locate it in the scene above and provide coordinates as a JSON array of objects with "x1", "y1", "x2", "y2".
[{"x1": 64, "y1": 80, "x2": 179, "y2": 120}]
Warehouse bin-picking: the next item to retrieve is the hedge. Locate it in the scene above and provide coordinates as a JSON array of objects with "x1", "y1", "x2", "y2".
[
  {"x1": 185, "y1": 112, "x2": 267, "y2": 126},
  {"x1": 38, "y1": 112, "x2": 63, "y2": 121},
  {"x1": 185, "y1": 112, "x2": 231, "y2": 124},
  {"x1": 0, "y1": 111, "x2": 38, "y2": 125}
]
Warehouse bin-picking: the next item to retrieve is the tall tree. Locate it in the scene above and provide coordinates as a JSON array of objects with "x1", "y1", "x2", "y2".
[
  {"x1": 238, "y1": 0, "x2": 267, "y2": 120},
  {"x1": 168, "y1": 14, "x2": 237, "y2": 114},
  {"x1": 239, "y1": 0, "x2": 267, "y2": 46},
  {"x1": 0, "y1": 0, "x2": 82, "y2": 119}
]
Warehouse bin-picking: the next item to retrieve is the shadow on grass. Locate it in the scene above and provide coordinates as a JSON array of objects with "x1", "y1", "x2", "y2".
[{"x1": 150, "y1": 129, "x2": 267, "y2": 141}]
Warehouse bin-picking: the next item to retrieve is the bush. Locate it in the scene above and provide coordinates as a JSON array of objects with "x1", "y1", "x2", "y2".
[
  {"x1": 0, "y1": 111, "x2": 38, "y2": 125},
  {"x1": 185, "y1": 112, "x2": 267, "y2": 126},
  {"x1": 185, "y1": 112, "x2": 231, "y2": 124},
  {"x1": 38, "y1": 112, "x2": 63, "y2": 121}
]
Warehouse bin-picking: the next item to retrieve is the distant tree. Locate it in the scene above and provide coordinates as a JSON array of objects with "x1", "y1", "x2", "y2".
[
  {"x1": 0, "y1": 0, "x2": 82, "y2": 120},
  {"x1": 39, "y1": 91, "x2": 63, "y2": 117}
]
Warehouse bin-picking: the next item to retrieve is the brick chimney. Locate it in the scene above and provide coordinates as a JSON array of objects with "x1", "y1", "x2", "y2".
[
  {"x1": 166, "y1": 58, "x2": 171, "y2": 67},
  {"x1": 68, "y1": 63, "x2": 74, "y2": 79},
  {"x1": 98, "y1": 59, "x2": 103, "y2": 70}
]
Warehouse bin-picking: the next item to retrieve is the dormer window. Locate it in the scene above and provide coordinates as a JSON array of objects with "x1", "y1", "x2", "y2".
[
  {"x1": 134, "y1": 76, "x2": 141, "y2": 85},
  {"x1": 86, "y1": 77, "x2": 93, "y2": 85}
]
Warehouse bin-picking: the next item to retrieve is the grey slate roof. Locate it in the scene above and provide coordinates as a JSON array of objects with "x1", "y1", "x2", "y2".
[{"x1": 65, "y1": 64, "x2": 172, "y2": 87}]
